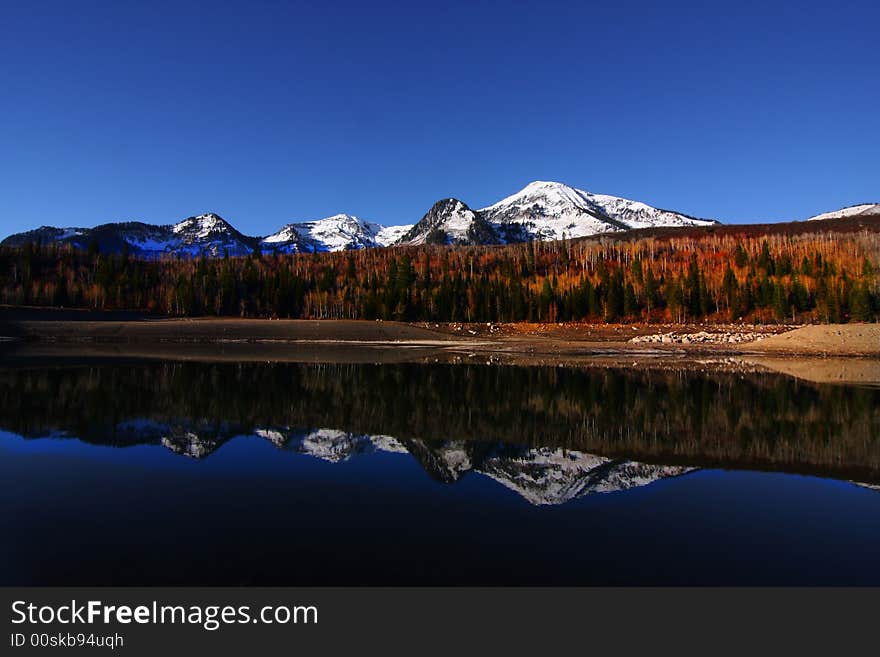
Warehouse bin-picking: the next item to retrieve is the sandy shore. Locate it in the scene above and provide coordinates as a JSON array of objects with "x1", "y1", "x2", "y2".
[{"x1": 744, "y1": 324, "x2": 880, "y2": 356}]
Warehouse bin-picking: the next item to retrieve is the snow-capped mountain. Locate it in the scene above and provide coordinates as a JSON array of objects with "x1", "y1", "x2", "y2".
[
  {"x1": 396, "y1": 181, "x2": 716, "y2": 246},
  {"x1": 397, "y1": 198, "x2": 497, "y2": 246},
  {"x1": 170, "y1": 213, "x2": 256, "y2": 256},
  {"x1": 807, "y1": 203, "x2": 880, "y2": 222},
  {"x1": 478, "y1": 181, "x2": 716, "y2": 242},
  {"x1": 260, "y1": 214, "x2": 410, "y2": 253},
  {"x1": 1, "y1": 213, "x2": 256, "y2": 257},
  {"x1": 1, "y1": 181, "x2": 719, "y2": 255},
  {"x1": 1, "y1": 212, "x2": 411, "y2": 257}
]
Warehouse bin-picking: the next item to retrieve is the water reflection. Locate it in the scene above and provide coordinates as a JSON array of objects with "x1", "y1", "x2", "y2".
[
  {"x1": 3, "y1": 358, "x2": 880, "y2": 585},
  {"x1": 2, "y1": 359, "x2": 879, "y2": 484},
  {"x1": 170, "y1": 427, "x2": 696, "y2": 506}
]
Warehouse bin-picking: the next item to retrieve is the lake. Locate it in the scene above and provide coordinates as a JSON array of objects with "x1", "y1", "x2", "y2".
[{"x1": 1, "y1": 357, "x2": 879, "y2": 585}]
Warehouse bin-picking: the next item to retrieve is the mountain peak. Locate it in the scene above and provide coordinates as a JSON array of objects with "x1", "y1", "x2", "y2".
[
  {"x1": 523, "y1": 180, "x2": 574, "y2": 190},
  {"x1": 479, "y1": 181, "x2": 715, "y2": 239},
  {"x1": 482, "y1": 180, "x2": 594, "y2": 212},
  {"x1": 429, "y1": 197, "x2": 470, "y2": 214},
  {"x1": 397, "y1": 197, "x2": 492, "y2": 246},
  {"x1": 172, "y1": 213, "x2": 233, "y2": 236},
  {"x1": 318, "y1": 213, "x2": 361, "y2": 224}
]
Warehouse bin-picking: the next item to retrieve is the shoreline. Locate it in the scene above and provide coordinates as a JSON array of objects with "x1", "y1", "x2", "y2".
[
  {"x1": 1, "y1": 315, "x2": 878, "y2": 356},
  {"x1": 1, "y1": 317, "x2": 878, "y2": 385}
]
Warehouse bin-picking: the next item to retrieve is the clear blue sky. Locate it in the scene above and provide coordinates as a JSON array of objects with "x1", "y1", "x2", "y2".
[{"x1": 1, "y1": 0, "x2": 878, "y2": 236}]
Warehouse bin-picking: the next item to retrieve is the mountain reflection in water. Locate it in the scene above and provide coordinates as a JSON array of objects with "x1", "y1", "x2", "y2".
[{"x1": 160, "y1": 426, "x2": 696, "y2": 506}]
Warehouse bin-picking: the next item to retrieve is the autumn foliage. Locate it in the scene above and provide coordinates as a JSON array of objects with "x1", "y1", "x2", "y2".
[{"x1": 2, "y1": 218, "x2": 879, "y2": 324}]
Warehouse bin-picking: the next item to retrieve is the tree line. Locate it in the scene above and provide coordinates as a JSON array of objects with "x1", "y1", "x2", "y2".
[{"x1": 1, "y1": 228, "x2": 878, "y2": 323}]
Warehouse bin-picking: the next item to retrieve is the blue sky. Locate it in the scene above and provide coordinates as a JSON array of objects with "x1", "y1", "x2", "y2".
[{"x1": 1, "y1": 0, "x2": 878, "y2": 236}]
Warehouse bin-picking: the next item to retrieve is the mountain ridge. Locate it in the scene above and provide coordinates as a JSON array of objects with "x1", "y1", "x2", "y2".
[
  {"x1": 23, "y1": 423, "x2": 698, "y2": 506},
  {"x1": 4, "y1": 181, "x2": 870, "y2": 256}
]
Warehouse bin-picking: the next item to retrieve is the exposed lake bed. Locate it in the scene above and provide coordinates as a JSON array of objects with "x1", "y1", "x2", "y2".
[{"x1": 2, "y1": 314, "x2": 878, "y2": 357}]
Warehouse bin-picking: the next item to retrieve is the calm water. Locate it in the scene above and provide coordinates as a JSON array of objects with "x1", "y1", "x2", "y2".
[{"x1": 1, "y1": 358, "x2": 879, "y2": 585}]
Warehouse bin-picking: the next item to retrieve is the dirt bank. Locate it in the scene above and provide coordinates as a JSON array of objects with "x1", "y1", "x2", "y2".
[{"x1": 744, "y1": 324, "x2": 880, "y2": 356}]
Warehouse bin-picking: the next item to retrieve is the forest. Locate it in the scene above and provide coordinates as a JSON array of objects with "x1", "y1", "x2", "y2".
[{"x1": 1, "y1": 223, "x2": 879, "y2": 324}]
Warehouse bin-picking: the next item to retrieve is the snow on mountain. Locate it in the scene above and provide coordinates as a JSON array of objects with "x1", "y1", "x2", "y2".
[
  {"x1": 1, "y1": 225, "x2": 91, "y2": 249},
  {"x1": 397, "y1": 198, "x2": 496, "y2": 246},
  {"x1": 479, "y1": 181, "x2": 715, "y2": 241},
  {"x1": 304, "y1": 215, "x2": 379, "y2": 251},
  {"x1": 396, "y1": 181, "x2": 715, "y2": 246},
  {"x1": 374, "y1": 224, "x2": 413, "y2": 246},
  {"x1": 588, "y1": 193, "x2": 715, "y2": 229},
  {"x1": 262, "y1": 214, "x2": 385, "y2": 253},
  {"x1": 112, "y1": 223, "x2": 182, "y2": 255},
  {"x1": 259, "y1": 225, "x2": 303, "y2": 251},
  {"x1": 0, "y1": 181, "x2": 718, "y2": 255},
  {"x1": 173, "y1": 213, "x2": 227, "y2": 239},
  {"x1": 1, "y1": 214, "x2": 255, "y2": 257},
  {"x1": 170, "y1": 213, "x2": 255, "y2": 256},
  {"x1": 261, "y1": 214, "x2": 413, "y2": 253},
  {"x1": 807, "y1": 203, "x2": 880, "y2": 222},
  {"x1": 480, "y1": 181, "x2": 628, "y2": 241}
]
